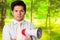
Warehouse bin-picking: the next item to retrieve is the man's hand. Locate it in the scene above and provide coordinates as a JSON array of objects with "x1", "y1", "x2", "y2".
[
  {"x1": 11, "y1": 38, "x2": 16, "y2": 40},
  {"x1": 25, "y1": 36, "x2": 32, "y2": 40}
]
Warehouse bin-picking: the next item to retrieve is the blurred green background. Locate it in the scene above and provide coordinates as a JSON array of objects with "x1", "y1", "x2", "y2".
[{"x1": 0, "y1": 0, "x2": 60, "y2": 40}]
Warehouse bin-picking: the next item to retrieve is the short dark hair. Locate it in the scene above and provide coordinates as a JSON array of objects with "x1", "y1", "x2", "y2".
[{"x1": 11, "y1": 1, "x2": 26, "y2": 12}]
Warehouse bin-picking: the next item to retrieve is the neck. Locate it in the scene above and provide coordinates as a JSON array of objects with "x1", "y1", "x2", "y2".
[{"x1": 15, "y1": 19, "x2": 24, "y2": 23}]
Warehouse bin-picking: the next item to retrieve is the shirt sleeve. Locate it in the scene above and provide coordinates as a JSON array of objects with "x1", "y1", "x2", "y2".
[{"x1": 2, "y1": 25, "x2": 11, "y2": 40}]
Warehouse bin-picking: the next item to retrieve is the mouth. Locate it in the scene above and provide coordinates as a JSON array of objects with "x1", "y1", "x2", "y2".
[{"x1": 17, "y1": 15, "x2": 21, "y2": 17}]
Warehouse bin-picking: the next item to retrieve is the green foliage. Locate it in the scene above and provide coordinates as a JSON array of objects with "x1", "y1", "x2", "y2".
[{"x1": 0, "y1": 0, "x2": 60, "y2": 40}]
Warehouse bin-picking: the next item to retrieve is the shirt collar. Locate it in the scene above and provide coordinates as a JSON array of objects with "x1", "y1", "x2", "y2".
[{"x1": 13, "y1": 20, "x2": 24, "y2": 24}]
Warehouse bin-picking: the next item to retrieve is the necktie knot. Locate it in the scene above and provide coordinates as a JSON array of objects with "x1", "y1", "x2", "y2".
[{"x1": 18, "y1": 22, "x2": 22, "y2": 27}]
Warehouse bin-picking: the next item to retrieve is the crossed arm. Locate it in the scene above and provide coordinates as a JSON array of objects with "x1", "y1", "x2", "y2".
[{"x1": 11, "y1": 36, "x2": 32, "y2": 40}]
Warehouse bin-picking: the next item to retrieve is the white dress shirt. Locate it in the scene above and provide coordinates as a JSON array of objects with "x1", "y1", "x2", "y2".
[{"x1": 2, "y1": 20, "x2": 37, "y2": 40}]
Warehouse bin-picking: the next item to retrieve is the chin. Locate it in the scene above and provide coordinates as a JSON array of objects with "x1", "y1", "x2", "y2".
[{"x1": 17, "y1": 18, "x2": 23, "y2": 21}]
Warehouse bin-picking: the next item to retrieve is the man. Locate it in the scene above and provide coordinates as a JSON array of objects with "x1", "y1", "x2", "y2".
[{"x1": 2, "y1": 1, "x2": 37, "y2": 40}]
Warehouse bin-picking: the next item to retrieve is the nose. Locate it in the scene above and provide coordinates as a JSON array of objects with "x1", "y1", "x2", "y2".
[{"x1": 18, "y1": 11, "x2": 21, "y2": 15}]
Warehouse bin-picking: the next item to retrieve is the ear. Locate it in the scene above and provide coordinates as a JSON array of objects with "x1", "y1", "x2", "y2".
[
  {"x1": 11, "y1": 11, "x2": 14, "y2": 15},
  {"x1": 24, "y1": 11, "x2": 26, "y2": 15}
]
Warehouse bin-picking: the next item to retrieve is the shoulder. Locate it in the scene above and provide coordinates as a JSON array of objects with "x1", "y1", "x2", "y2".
[
  {"x1": 24, "y1": 20, "x2": 35, "y2": 29},
  {"x1": 3, "y1": 21, "x2": 14, "y2": 30},
  {"x1": 24, "y1": 20, "x2": 34, "y2": 26}
]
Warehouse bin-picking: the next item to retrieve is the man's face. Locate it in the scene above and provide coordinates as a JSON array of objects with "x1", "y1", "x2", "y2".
[{"x1": 12, "y1": 6, "x2": 25, "y2": 21}]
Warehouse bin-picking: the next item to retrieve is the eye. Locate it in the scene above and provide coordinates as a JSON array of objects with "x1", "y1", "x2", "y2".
[
  {"x1": 15, "y1": 10, "x2": 18, "y2": 12},
  {"x1": 21, "y1": 10, "x2": 24, "y2": 12}
]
